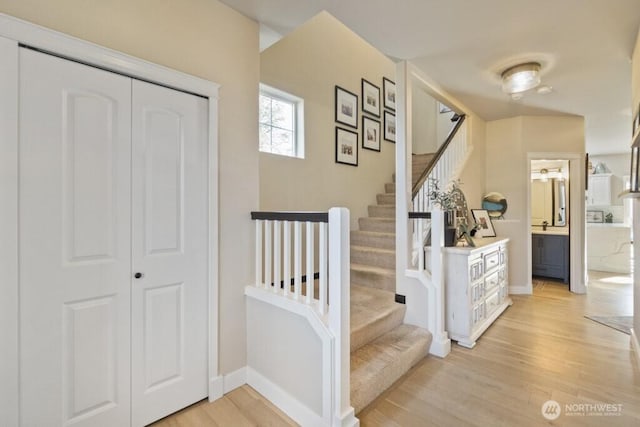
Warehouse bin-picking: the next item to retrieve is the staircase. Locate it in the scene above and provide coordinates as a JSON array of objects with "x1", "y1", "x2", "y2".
[{"x1": 348, "y1": 158, "x2": 434, "y2": 413}]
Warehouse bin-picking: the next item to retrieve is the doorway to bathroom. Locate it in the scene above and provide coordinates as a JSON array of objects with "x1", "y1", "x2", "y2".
[
  {"x1": 530, "y1": 159, "x2": 571, "y2": 285},
  {"x1": 526, "y1": 153, "x2": 586, "y2": 295}
]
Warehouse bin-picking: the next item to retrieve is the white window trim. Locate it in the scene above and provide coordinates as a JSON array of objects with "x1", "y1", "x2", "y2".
[{"x1": 259, "y1": 83, "x2": 304, "y2": 158}]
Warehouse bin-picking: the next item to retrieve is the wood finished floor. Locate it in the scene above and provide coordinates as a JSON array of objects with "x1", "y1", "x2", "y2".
[{"x1": 155, "y1": 271, "x2": 640, "y2": 426}]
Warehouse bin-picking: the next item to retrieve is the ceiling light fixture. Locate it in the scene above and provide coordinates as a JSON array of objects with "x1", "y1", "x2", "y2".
[{"x1": 501, "y1": 62, "x2": 541, "y2": 95}]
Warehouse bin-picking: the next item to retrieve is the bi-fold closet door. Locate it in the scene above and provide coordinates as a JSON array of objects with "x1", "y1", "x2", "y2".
[{"x1": 19, "y1": 48, "x2": 208, "y2": 427}]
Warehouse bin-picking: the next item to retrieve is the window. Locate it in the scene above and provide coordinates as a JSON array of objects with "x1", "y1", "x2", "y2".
[{"x1": 259, "y1": 84, "x2": 304, "y2": 158}]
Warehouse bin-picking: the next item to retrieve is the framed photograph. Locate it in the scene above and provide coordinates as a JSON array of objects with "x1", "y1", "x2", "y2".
[
  {"x1": 383, "y1": 77, "x2": 396, "y2": 111},
  {"x1": 630, "y1": 146, "x2": 639, "y2": 192},
  {"x1": 335, "y1": 127, "x2": 358, "y2": 166},
  {"x1": 335, "y1": 86, "x2": 358, "y2": 129},
  {"x1": 383, "y1": 110, "x2": 396, "y2": 143},
  {"x1": 586, "y1": 210, "x2": 604, "y2": 223},
  {"x1": 362, "y1": 116, "x2": 381, "y2": 152},
  {"x1": 471, "y1": 209, "x2": 496, "y2": 238},
  {"x1": 361, "y1": 79, "x2": 380, "y2": 117}
]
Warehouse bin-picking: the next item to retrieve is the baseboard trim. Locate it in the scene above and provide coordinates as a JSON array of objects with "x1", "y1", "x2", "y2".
[
  {"x1": 509, "y1": 285, "x2": 531, "y2": 295},
  {"x1": 631, "y1": 328, "x2": 640, "y2": 370},
  {"x1": 223, "y1": 367, "x2": 247, "y2": 394},
  {"x1": 247, "y1": 366, "x2": 326, "y2": 427}
]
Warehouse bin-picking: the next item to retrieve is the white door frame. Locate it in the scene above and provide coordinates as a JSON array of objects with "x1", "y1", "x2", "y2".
[
  {"x1": 526, "y1": 152, "x2": 587, "y2": 294},
  {"x1": 0, "y1": 14, "x2": 222, "y2": 426}
]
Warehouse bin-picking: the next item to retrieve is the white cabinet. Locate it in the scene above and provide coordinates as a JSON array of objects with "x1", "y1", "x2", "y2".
[
  {"x1": 588, "y1": 174, "x2": 612, "y2": 206},
  {"x1": 440, "y1": 239, "x2": 511, "y2": 348}
]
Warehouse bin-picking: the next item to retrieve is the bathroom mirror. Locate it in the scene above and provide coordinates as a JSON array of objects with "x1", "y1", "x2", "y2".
[{"x1": 531, "y1": 178, "x2": 567, "y2": 227}]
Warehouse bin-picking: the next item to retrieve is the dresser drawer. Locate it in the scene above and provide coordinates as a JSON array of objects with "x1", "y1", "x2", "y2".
[
  {"x1": 469, "y1": 259, "x2": 483, "y2": 282},
  {"x1": 484, "y1": 270, "x2": 500, "y2": 294},
  {"x1": 485, "y1": 289, "x2": 501, "y2": 318},
  {"x1": 471, "y1": 282, "x2": 484, "y2": 303},
  {"x1": 484, "y1": 250, "x2": 500, "y2": 272}
]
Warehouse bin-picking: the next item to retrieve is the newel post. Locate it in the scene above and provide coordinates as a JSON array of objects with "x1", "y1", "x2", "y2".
[
  {"x1": 328, "y1": 207, "x2": 357, "y2": 426},
  {"x1": 430, "y1": 208, "x2": 451, "y2": 357}
]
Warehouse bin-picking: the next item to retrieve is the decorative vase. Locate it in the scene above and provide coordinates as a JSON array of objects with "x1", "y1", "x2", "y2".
[{"x1": 444, "y1": 210, "x2": 458, "y2": 247}]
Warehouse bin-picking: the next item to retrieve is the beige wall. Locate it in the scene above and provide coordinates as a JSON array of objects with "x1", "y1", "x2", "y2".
[
  {"x1": 486, "y1": 115, "x2": 585, "y2": 292},
  {"x1": 259, "y1": 12, "x2": 395, "y2": 229},
  {"x1": 631, "y1": 28, "x2": 640, "y2": 339},
  {"x1": 459, "y1": 115, "x2": 487, "y2": 213},
  {"x1": 0, "y1": 0, "x2": 260, "y2": 374}
]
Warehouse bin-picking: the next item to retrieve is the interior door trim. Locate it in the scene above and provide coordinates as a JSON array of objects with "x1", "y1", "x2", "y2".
[{"x1": 0, "y1": 14, "x2": 222, "y2": 426}]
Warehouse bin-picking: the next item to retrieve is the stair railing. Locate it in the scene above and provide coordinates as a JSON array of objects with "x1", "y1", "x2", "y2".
[
  {"x1": 407, "y1": 116, "x2": 468, "y2": 358},
  {"x1": 246, "y1": 208, "x2": 356, "y2": 427}
]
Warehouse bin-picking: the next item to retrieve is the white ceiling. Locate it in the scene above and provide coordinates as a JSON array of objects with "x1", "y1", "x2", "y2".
[{"x1": 220, "y1": 0, "x2": 640, "y2": 154}]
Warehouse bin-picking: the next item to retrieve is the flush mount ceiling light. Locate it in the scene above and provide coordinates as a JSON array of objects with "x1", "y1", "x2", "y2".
[{"x1": 501, "y1": 62, "x2": 541, "y2": 95}]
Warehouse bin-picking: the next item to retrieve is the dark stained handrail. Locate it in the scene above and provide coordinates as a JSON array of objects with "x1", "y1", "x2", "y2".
[
  {"x1": 411, "y1": 114, "x2": 467, "y2": 198},
  {"x1": 251, "y1": 211, "x2": 329, "y2": 223}
]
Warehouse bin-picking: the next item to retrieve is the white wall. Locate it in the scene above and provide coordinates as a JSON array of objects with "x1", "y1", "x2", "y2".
[
  {"x1": 0, "y1": 0, "x2": 260, "y2": 375},
  {"x1": 259, "y1": 12, "x2": 396, "y2": 229},
  {"x1": 631, "y1": 27, "x2": 640, "y2": 345},
  {"x1": 246, "y1": 298, "x2": 323, "y2": 414},
  {"x1": 486, "y1": 116, "x2": 585, "y2": 293}
]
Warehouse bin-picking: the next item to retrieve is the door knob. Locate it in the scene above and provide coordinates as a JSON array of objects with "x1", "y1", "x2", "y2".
[{"x1": 134, "y1": 272, "x2": 144, "y2": 279}]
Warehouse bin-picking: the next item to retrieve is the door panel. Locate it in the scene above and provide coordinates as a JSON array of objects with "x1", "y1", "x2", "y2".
[
  {"x1": 19, "y1": 48, "x2": 132, "y2": 427},
  {"x1": 131, "y1": 80, "x2": 208, "y2": 426}
]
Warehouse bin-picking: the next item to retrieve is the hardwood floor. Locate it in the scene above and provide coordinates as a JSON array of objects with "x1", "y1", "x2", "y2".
[
  {"x1": 155, "y1": 272, "x2": 639, "y2": 426},
  {"x1": 359, "y1": 272, "x2": 640, "y2": 426}
]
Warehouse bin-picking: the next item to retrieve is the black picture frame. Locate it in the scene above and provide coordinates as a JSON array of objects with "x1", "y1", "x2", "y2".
[
  {"x1": 362, "y1": 116, "x2": 381, "y2": 152},
  {"x1": 383, "y1": 77, "x2": 396, "y2": 111},
  {"x1": 471, "y1": 209, "x2": 496, "y2": 238},
  {"x1": 361, "y1": 79, "x2": 381, "y2": 117},
  {"x1": 383, "y1": 110, "x2": 396, "y2": 143},
  {"x1": 335, "y1": 86, "x2": 358, "y2": 129},
  {"x1": 335, "y1": 127, "x2": 358, "y2": 166}
]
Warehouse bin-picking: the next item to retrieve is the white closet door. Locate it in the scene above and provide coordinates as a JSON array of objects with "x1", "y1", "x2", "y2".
[
  {"x1": 130, "y1": 80, "x2": 209, "y2": 426},
  {"x1": 19, "y1": 49, "x2": 132, "y2": 426}
]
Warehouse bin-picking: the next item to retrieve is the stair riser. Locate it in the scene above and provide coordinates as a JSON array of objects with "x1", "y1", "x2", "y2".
[
  {"x1": 358, "y1": 218, "x2": 395, "y2": 233},
  {"x1": 368, "y1": 205, "x2": 395, "y2": 218},
  {"x1": 350, "y1": 305, "x2": 405, "y2": 352},
  {"x1": 351, "y1": 268, "x2": 395, "y2": 292},
  {"x1": 384, "y1": 183, "x2": 395, "y2": 193},
  {"x1": 350, "y1": 327, "x2": 432, "y2": 414},
  {"x1": 351, "y1": 232, "x2": 395, "y2": 250},
  {"x1": 351, "y1": 248, "x2": 395, "y2": 269},
  {"x1": 376, "y1": 193, "x2": 395, "y2": 205}
]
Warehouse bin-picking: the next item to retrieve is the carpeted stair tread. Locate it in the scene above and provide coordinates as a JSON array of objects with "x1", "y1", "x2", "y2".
[
  {"x1": 376, "y1": 193, "x2": 395, "y2": 205},
  {"x1": 350, "y1": 324, "x2": 432, "y2": 414},
  {"x1": 351, "y1": 230, "x2": 395, "y2": 250},
  {"x1": 351, "y1": 263, "x2": 395, "y2": 291},
  {"x1": 368, "y1": 204, "x2": 395, "y2": 218},
  {"x1": 384, "y1": 183, "x2": 395, "y2": 193},
  {"x1": 358, "y1": 217, "x2": 395, "y2": 233},
  {"x1": 351, "y1": 245, "x2": 395, "y2": 269},
  {"x1": 350, "y1": 285, "x2": 405, "y2": 352}
]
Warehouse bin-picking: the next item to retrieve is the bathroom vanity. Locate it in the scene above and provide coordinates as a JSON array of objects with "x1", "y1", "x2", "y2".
[{"x1": 531, "y1": 229, "x2": 569, "y2": 283}]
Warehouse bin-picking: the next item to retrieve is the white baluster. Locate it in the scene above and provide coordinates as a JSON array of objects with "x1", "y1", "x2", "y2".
[
  {"x1": 283, "y1": 220, "x2": 290, "y2": 296},
  {"x1": 306, "y1": 221, "x2": 314, "y2": 304},
  {"x1": 294, "y1": 221, "x2": 302, "y2": 299},
  {"x1": 319, "y1": 222, "x2": 327, "y2": 315},
  {"x1": 255, "y1": 219, "x2": 262, "y2": 287},
  {"x1": 273, "y1": 220, "x2": 281, "y2": 293},
  {"x1": 264, "y1": 220, "x2": 272, "y2": 290},
  {"x1": 418, "y1": 217, "x2": 425, "y2": 271}
]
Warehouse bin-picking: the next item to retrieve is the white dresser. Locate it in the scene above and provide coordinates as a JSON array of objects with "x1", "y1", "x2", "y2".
[{"x1": 430, "y1": 238, "x2": 511, "y2": 348}]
